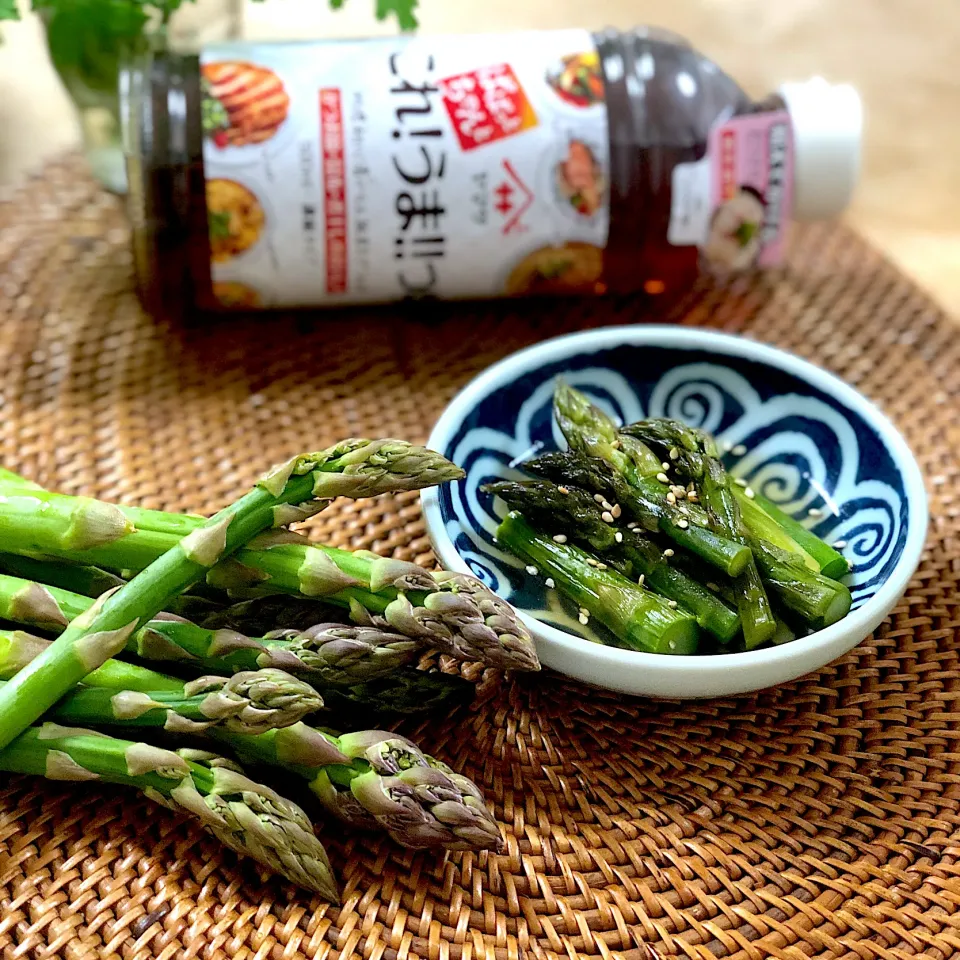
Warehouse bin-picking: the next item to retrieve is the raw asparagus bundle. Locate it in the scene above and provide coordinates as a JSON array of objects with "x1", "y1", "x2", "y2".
[
  {"x1": 0, "y1": 631, "x2": 499, "y2": 851},
  {"x1": 0, "y1": 440, "x2": 464, "y2": 749},
  {"x1": 0, "y1": 474, "x2": 540, "y2": 673},
  {"x1": 0, "y1": 722, "x2": 339, "y2": 898}
]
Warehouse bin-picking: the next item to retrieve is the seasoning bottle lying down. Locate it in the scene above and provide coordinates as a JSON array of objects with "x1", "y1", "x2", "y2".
[{"x1": 120, "y1": 26, "x2": 862, "y2": 316}]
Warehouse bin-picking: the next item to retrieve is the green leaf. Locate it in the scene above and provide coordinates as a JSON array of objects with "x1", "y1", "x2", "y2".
[
  {"x1": 0, "y1": 0, "x2": 21, "y2": 21},
  {"x1": 375, "y1": 0, "x2": 418, "y2": 30}
]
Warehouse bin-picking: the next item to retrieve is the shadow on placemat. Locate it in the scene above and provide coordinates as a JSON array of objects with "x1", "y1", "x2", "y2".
[{"x1": 0, "y1": 155, "x2": 959, "y2": 960}]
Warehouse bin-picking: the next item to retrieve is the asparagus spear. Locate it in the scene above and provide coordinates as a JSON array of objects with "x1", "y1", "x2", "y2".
[
  {"x1": 0, "y1": 723, "x2": 339, "y2": 898},
  {"x1": 0, "y1": 668, "x2": 322, "y2": 735},
  {"x1": 0, "y1": 440, "x2": 461, "y2": 749},
  {"x1": 751, "y1": 539, "x2": 852, "y2": 628},
  {"x1": 0, "y1": 551, "x2": 127, "y2": 598},
  {"x1": 526, "y1": 451, "x2": 750, "y2": 577},
  {"x1": 484, "y1": 480, "x2": 740, "y2": 643},
  {"x1": 214, "y1": 724, "x2": 502, "y2": 851},
  {"x1": 0, "y1": 497, "x2": 540, "y2": 674},
  {"x1": 732, "y1": 486, "x2": 850, "y2": 579},
  {"x1": 497, "y1": 511, "x2": 699, "y2": 655}
]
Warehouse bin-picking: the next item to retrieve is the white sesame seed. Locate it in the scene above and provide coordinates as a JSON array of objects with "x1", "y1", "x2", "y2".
[
  {"x1": 744, "y1": 487, "x2": 756, "y2": 499},
  {"x1": 677, "y1": 519, "x2": 689, "y2": 529},
  {"x1": 525, "y1": 565, "x2": 538, "y2": 576},
  {"x1": 597, "y1": 563, "x2": 608, "y2": 570},
  {"x1": 656, "y1": 472, "x2": 669, "y2": 484},
  {"x1": 707, "y1": 582, "x2": 719, "y2": 592},
  {"x1": 732, "y1": 444, "x2": 747, "y2": 456},
  {"x1": 627, "y1": 522, "x2": 638, "y2": 529},
  {"x1": 594, "y1": 493, "x2": 605, "y2": 503},
  {"x1": 615, "y1": 531, "x2": 623, "y2": 543},
  {"x1": 666, "y1": 492, "x2": 677, "y2": 504},
  {"x1": 833, "y1": 539, "x2": 848, "y2": 549},
  {"x1": 668, "y1": 639, "x2": 677, "y2": 651},
  {"x1": 601, "y1": 499, "x2": 614, "y2": 511},
  {"x1": 578, "y1": 613, "x2": 589, "y2": 625},
  {"x1": 579, "y1": 606, "x2": 589, "y2": 615},
  {"x1": 688, "y1": 494, "x2": 699, "y2": 503},
  {"x1": 545, "y1": 577, "x2": 555, "y2": 588},
  {"x1": 663, "y1": 549, "x2": 675, "y2": 557},
  {"x1": 722, "y1": 441, "x2": 733, "y2": 452},
  {"x1": 661, "y1": 461, "x2": 671, "y2": 471},
  {"x1": 735, "y1": 478, "x2": 748, "y2": 487},
  {"x1": 558, "y1": 486, "x2": 570, "y2": 495},
  {"x1": 611, "y1": 504, "x2": 622, "y2": 519},
  {"x1": 808, "y1": 508, "x2": 822, "y2": 517},
  {"x1": 668, "y1": 600, "x2": 678, "y2": 608},
  {"x1": 601, "y1": 511, "x2": 614, "y2": 523},
  {"x1": 552, "y1": 534, "x2": 568, "y2": 543},
  {"x1": 586, "y1": 558, "x2": 599, "y2": 567},
  {"x1": 669, "y1": 447, "x2": 679, "y2": 460},
  {"x1": 637, "y1": 574, "x2": 645, "y2": 585}
]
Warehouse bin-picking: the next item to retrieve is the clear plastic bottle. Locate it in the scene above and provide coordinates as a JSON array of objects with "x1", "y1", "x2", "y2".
[{"x1": 121, "y1": 26, "x2": 861, "y2": 316}]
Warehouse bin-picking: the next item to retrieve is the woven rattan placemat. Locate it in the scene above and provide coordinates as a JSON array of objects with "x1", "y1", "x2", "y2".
[{"x1": 1, "y1": 154, "x2": 959, "y2": 960}]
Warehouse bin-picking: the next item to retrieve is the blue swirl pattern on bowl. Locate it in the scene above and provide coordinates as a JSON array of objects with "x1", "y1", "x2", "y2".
[{"x1": 436, "y1": 345, "x2": 908, "y2": 642}]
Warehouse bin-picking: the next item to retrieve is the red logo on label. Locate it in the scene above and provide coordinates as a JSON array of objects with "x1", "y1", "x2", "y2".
[
  {"x1": 320, "y1": 88, "x2": 347, "y2": 295},
  {"x1": 438, "y1": 64, "x2": 538, "y2": 152},
  {"x1": 493, "y1": 160, "x2": 534, "y2": 234}
]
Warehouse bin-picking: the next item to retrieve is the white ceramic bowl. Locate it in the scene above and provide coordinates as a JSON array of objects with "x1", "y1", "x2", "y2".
[{"x1": 421, "y1": 326, "x2": 928, "y2": 698}]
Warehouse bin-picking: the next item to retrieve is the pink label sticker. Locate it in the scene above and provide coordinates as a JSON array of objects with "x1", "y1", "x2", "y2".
[{"x1": 706, "y1": 110, "x2": 793, "y2": 269}]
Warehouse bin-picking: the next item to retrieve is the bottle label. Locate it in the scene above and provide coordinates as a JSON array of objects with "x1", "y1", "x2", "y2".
[
  {"x1": 200, "y1": 33, "x2": 610, "y2": 308},
  {"x1": 668, "y1": 110, "x2": 794, "y2": 269}
]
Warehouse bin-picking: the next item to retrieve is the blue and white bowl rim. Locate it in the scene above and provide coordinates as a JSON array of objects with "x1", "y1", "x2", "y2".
[{"x1": 422, "y1": 325, "x2": 929, "y2": 672}]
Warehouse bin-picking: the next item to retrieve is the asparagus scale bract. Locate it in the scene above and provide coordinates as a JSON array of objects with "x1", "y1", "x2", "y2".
[
  {"x1": 0, "y1": 723, "x2": 339, "y2": 898},
  {"x1": 0, "y1": 440, "x2": 462, "y2": 750},
  {"x1": 0, "y1": 472, "x2": 540, "y2": 673}
]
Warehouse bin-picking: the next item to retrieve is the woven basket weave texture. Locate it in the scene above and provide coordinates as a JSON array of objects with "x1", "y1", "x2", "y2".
[{"x1": 0, "y1": 155, "x2": 959, "y2": 960}]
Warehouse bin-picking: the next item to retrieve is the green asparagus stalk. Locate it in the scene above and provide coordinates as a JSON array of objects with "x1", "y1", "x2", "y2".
[
  {"x1": 0, "y1": 440, "x2": 462, "y2": 749},
  {"x1": 0, "y1": 485, "x2": 539, "y2": 674},
  {"x1": 732, "y1": 486, "x2": 850, "y2": 579},
  {"x1": 526, "y1": 451, "x2": 750, "y2": 577},
  {"x1": 497, "y1": 511, "x2": 699, "y2": 654},
  {"x1": 0, "y1": 723, "x2": 339, "y2": 897},
  {"x1": 0, "y1": 668, "x2": 323, "y2": 735},
  {"x1": 751, "y1": 539, "x2": 852, "y2": 627},
  {"x1": 0, "y1": 551, "x2": 127, "y2": 598},
  {"x1": 213, "y1": 724, "x2": 503, "y2": 851},
  {"x1": 484, "y1": 480, "x2": 740, "y2": 643}
]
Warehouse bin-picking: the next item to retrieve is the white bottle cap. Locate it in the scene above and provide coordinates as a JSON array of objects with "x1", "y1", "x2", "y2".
[{"x1": 777, "y1": 77, "x2": 863, "y2": 221}]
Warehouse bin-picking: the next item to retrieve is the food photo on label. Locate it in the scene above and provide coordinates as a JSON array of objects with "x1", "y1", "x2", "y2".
[{"x1": 119, "y1": 27, "x2": 861, "y2": 317}]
